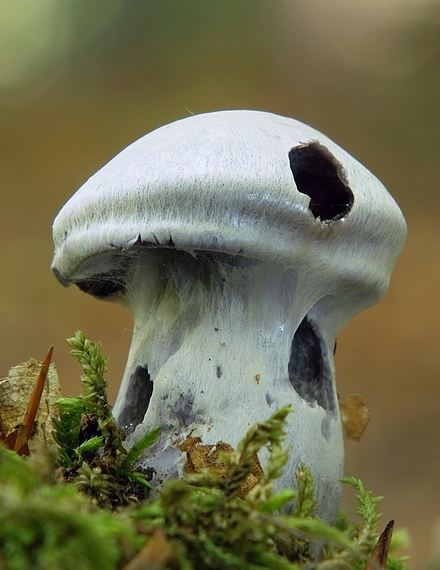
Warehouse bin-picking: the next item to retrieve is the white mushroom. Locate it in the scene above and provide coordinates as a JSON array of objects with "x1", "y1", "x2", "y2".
[{"x1": 51, "y1": 110, "x2": 406, "y2": 521}]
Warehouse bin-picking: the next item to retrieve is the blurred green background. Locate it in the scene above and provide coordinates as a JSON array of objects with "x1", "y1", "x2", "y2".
[{"x1": 0, "y1": 1, "x2": 439, "y2": 565}]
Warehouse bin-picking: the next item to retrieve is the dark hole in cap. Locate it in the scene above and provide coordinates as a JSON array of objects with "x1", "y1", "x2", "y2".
[
  {"x1": 289, "y1": 142, "x2": 354, "y2": 221},
  {"x1": 288, "y1": 316, "x2": 335, "y2": 413}
]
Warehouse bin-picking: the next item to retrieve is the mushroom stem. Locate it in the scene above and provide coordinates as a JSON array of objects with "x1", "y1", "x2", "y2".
[{"x1": 112, "y1": 248, "x2": 344, "y2": 520}]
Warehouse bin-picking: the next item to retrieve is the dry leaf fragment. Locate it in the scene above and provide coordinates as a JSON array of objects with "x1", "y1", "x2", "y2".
[
  {"x1": 122, "y1": 528, "x2": 178, "y2": 570},
  {"x1": 178, "y1": 437, "x2": 263, "y2": 498},
  {"x1": 0, "y1": 347, "x2": 62, "y2": 452},
  {"x1": 339, "y1": 393, "x2": 371, "y2": 442}
]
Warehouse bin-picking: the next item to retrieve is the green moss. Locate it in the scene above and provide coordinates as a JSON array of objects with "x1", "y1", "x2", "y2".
[
  {"x1": 0, "y1": 447, "x2": 139, "y2": 570},
  {"x1": 0, "y1": 331, "x2": 410, "y2": 569}
]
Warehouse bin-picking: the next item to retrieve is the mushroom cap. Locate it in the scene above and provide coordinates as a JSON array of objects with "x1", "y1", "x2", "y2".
[{"x1": 52, "y1": 110, "x2": 406, "y2": 304}]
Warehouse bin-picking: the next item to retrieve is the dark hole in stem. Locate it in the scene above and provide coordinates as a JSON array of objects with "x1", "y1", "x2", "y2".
[
  {"x1": 288, "y1": 316, "x2": 335, "y2": 412},
  {"x1": 289, "y1": 142, "x2": 354, "y2": 221},
  {"x1": 117, "y1": 365, "x2": 153, "y2": 432}
]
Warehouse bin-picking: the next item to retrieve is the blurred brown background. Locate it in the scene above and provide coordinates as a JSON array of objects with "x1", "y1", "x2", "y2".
[{"x1": 0, "y1": 1, "x2": 439, "y2": 565}]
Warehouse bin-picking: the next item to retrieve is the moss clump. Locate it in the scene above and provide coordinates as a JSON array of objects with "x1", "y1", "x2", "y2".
[
  {"x1": 0, "y1": 331, "x2": 410, "y2": 569},
  {"x1": 0, "y1": 446, "x2": 140, "y2": 570}
]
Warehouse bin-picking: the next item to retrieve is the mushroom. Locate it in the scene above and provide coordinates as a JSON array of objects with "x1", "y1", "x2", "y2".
[{"x1": 51, "y1": 110, "x2": 406, "y2": 521}]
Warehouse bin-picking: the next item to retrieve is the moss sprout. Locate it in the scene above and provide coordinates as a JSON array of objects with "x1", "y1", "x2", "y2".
[{"x1": 52, "y1": 331, "x2": 160, "y2": 508}]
